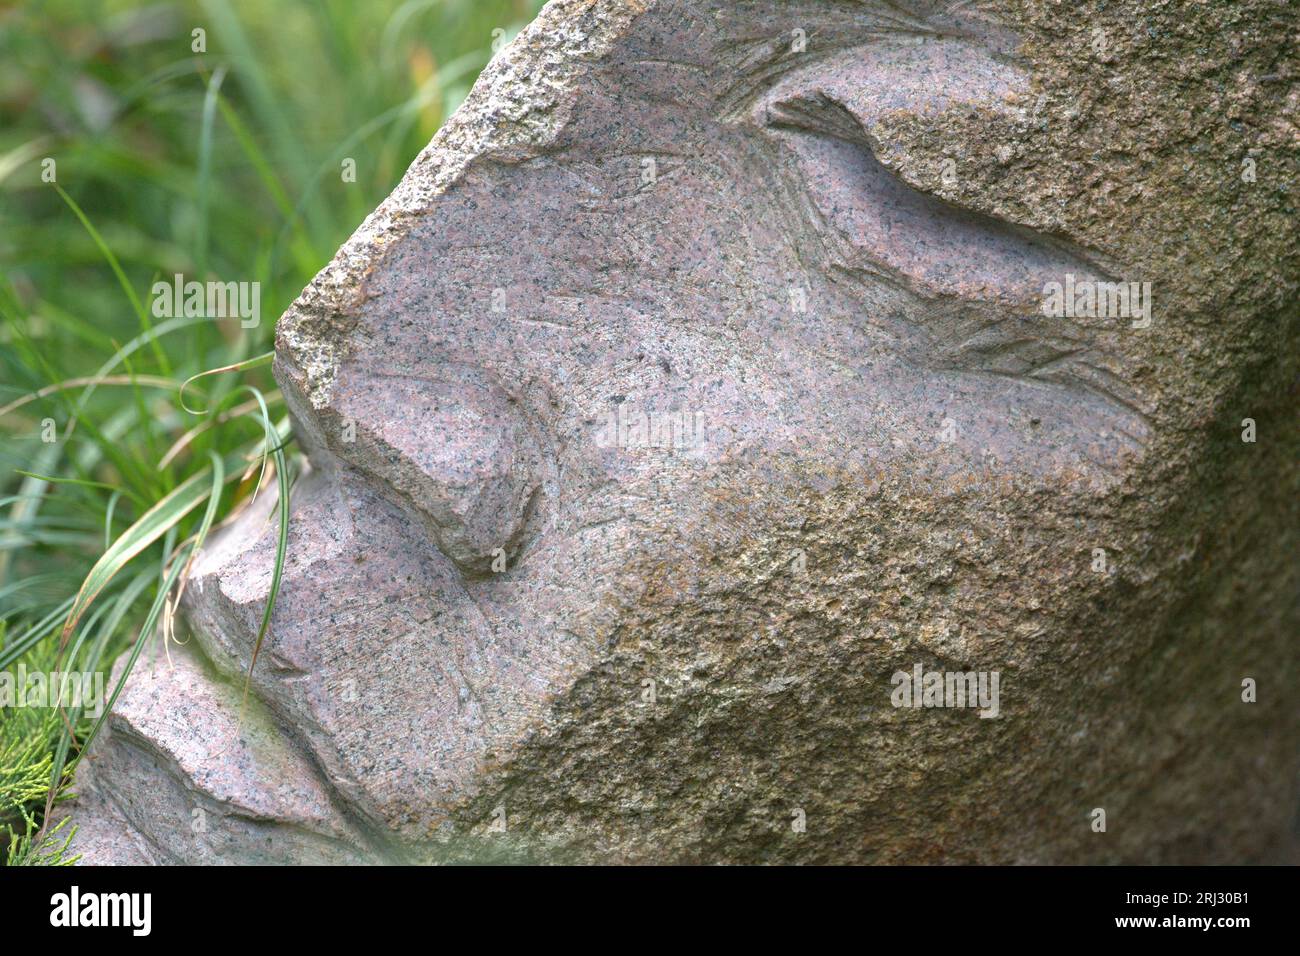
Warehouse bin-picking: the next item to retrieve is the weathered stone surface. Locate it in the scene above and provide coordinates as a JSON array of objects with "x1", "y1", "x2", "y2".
[
  {"x1": 71, "y1": 0, "x2": 1299, "y2": 864},
  {"x1": 69, "y1": 640, "x2": 372, "y2": 864}
]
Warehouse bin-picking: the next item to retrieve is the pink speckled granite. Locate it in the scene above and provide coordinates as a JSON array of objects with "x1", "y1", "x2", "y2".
[{"x1": 69, "y1": 0, "x2": 1300, "y2": 864}]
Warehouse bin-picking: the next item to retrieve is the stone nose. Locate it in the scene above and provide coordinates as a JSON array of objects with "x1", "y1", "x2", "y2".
[{"x1": 326, "y1": 362, "x2": 543, "y2": 575}]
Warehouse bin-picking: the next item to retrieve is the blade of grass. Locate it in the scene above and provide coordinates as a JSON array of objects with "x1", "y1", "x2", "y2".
[
  {"x1": 103, "y1": 490, "x2": 123, "y2": 550},
  {"x1": 14, "y1": 472, "x2": 144, "y2": 510},
  {"x1": 71, "y1": 315, "x2": 211, "y2": 416},
  {"x1": 157, "y1": 391, "x2": 281, "y2": 470},
  {"x1": 233, "y1": 387, "x2": 290, "y2": 710},
  {"x1": 42, "y1": 557, "x2": 180, "y2": 828},
  {"x1": 178, "y1": 351, "x2": 273, "y2": 414},
  {"x1": 195, "y1": 66, "x2": 228, "y2": 285},
  {"x1": 0, "y1": 375, "x2": 184, "y2": 419},
  {"x1": 41, "y1": 452, "x2": 225, "y2": 828},
  {"x1": 199, "y1": 0, "x2": 332, "y2": 243},
  {"x1": 57, "y1": 468, "x2": 214, "y2": 650},
  {"x1": 0, "y1": 597, "x2": 75, "y2": 671},
  {"x1": 52, "y1": 186, "x2": 171, "y2": 377}
]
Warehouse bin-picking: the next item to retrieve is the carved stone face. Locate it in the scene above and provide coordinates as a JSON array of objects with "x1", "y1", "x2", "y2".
[{"x1": 75, "y1": 1, "x2": 1298, "y2": 864}]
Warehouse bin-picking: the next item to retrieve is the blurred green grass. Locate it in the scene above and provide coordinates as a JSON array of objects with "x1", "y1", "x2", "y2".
[{"x1": 0, "y1": 0, "x2": 543, "y2": 863}]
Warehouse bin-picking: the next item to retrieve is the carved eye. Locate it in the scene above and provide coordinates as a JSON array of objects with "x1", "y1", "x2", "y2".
[
  {"x1": 754, "y1": 35, "x2": 1110, "y2": 305},
  {"x1": 770, "y1": 107, "x2": 1101, "y2": 301},
  {"x1": 748, "y1": 38, "x2": 1147, "y2": 425}
]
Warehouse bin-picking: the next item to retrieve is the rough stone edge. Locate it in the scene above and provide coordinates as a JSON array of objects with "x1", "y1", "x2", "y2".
[{"x1": 276, "y1": 0, "x2": 653, "y2": 408}]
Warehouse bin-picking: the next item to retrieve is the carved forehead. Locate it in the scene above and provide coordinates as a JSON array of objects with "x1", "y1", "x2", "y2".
[
  {"x1": 352, "y1": 2, "x2": 1031, "y2": 340},
  {"x1": 278, "y1": 0, "x2": 1293, "y2": 446},
  {"x1": 276, "y1": 2, "x2": 1044, "y2": 397}
]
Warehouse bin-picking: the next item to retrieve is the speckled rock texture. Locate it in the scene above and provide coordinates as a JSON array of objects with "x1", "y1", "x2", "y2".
[{"x1": 71, "y1": 0, "x2": 1298, "y2": 864}]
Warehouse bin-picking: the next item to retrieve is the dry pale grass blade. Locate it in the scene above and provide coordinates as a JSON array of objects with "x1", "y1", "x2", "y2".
[
  {"x1": 178, "y1": 352, "x2": 273, "y2": 414},
  {"x1": 156, "y1": 391, "x2": 281, "y2": 469},
  {"x1": 0, "y1": 376, "x2": 182, "y2": 420}
]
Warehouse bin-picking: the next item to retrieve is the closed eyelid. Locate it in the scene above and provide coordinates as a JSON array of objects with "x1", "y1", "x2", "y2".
[
  {"x1": 745, "y1": 39, "x2": 1150, "y2": 428},
  {"x1": 752, "y1": 37, "x2": 1111, "y2": 305},
  {"x1": 767, "y1": 109, "x2": 1109, "y2": 305},
  {"x1": 758, "y1": 36, "x2": 1030, "y2": 132}
]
